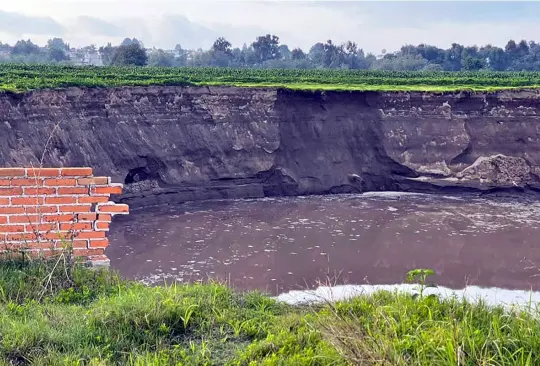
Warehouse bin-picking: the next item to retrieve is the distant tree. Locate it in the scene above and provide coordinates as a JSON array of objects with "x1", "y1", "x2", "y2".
[
  {"x1": 47, "y1": 38, "x2": 69, "y2": 51},
  {"x1": 322, "y1": 40, "x2": 345, "y2": 68},
  {"x1": 210, "y1": 37, "x2": 233, "y2": 67},
  {"x1": 173, "y1": 44, "x2": 188, "y2": 66},
  {"x1": 48, "y1": 48, "x2": 69, "y2": 62},
  {"x1": 278, "y1": 45, "x2": 292, "y2": 60},
  {"x1": 462, "y1": 56, "x2": 485, "y2": 71},
  {"x1": 484, "y1": 46, "x2": 507, "y2": 71},
  {"x1": 46, "y1": 38, "x2": 69, "y2": 62},
  {"x1": 242, "y1": 44, "x2": 259, "y2": 66},
  {"x1": 148, "y1": 49, "x2": 175, "y2": 67},
  {"x1": 121, "y1": 38, "x2": 143, "y2": 47},
  {"x1": 12, "y1": 40, "x2": 40, "y2": 55},
  {"x1": 111, "y1": 43, "x2": 148, "y2": 66},
  {"x1": 518, "y1": 39, "x2": 530, "y2": 56},
  {"x1": 505, "y1": 40, "x2": 518, "y2": 54},
  {"x1": 291, "y1": 48, "x2": 306, "y2": 60},
  {"x1": 212, "y1": 37, "x2": 232, "y2": 55},
  {"x1": 99, "y1": 43, "x2": 116, "y2": 65},
  {"x1": 343, "y1": 41, "x2": 365, "y2": 69},
  {"x1": 121, "y1": 38, "x2": 132, "y2": 47},
  {"x1": 422, "y1": 63, "x2": 444, "y2": 71},
  {"x1": 189, "y1": 49, "x2": 213, "y2": 67},
  {"x1": 443, "y1": 43, "x2": 465, "y2": 71},
  {"x1": 416, "y1": 44, "x2": 446, "y2": 64},
  {"x1": 85, "y1": 44, "x2": 97, "y2": 53},
  {"x1": 252, "y1": 34, "x2": 281, "y2": 63},
  {"x1": 374, "y1": 54, "x2": 428, "y2": 71},
  {"x1": 308, "y1": 43, "x2": 325, "y2": 66}
]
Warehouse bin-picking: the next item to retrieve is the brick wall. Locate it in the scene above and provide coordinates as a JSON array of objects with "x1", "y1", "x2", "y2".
[{"x1": 0, "y1": 167, "x2": 128, "y2": 265}]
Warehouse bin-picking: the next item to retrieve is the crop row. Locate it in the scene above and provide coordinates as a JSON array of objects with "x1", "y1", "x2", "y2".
[{"x1": 2, "y1": 64, "x2": 540, "y2": 91}]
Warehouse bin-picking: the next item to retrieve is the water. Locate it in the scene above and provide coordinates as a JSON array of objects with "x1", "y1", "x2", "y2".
[{"x1": 107, "y1": 192, "x2": 540, "y2": 302}]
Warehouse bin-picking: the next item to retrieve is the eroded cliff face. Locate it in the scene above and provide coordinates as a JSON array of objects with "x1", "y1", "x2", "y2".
[{"x1": 0, "y1": 86, "x2": 539, "y2": 206}]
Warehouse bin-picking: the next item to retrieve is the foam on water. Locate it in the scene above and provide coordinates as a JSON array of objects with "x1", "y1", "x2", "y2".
[{"x1": 276, "y1": 284, "x2": 540, "y2": 308}]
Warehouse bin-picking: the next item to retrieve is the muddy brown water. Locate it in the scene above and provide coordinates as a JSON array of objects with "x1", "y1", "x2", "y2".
[{"x1": 107, "y1": 192, "x2": 540, "y2": 296}]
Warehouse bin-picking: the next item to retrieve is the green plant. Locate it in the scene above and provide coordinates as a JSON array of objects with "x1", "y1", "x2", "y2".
[
  {"x1": 3, "y1": 63, "x2": 540, "y2": 92},
  {"x1": 406, "y1": 268, "x2": 437, "y2": 299}
]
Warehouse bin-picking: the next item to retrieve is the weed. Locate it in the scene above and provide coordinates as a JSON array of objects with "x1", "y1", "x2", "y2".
[
  {"x1": 0, "y1": 263, "x2": 539, "y2": 365},
  {"x1": 406, "y1": 268, "x2": 437, "y2": 299}
]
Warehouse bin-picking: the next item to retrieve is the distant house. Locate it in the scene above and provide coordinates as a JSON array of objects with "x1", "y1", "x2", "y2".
[
  {"x1": 69, "y1": 49, "x2": 103, "y2": 66},
  {"x1": 81, "y1": 52, "x2": 103, "y2": 66},
  {"x1": 0, "y1": 44, "x2": 11, "y2": 58}
]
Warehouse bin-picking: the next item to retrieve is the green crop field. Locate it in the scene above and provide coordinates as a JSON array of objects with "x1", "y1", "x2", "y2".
[{"x1": 2, "y1": 63, "x2": 540, "y2": 92}]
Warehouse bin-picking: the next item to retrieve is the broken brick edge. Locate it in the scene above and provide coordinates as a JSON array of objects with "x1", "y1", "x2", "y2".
[{"x1": 0, "y1": 167, "x2": 129, "y2": 266}]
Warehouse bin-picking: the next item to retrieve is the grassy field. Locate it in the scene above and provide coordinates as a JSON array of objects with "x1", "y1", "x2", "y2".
[
  {"x1": 3, "y1": 64, "x2": 540, "y2": 92},
  {"x1": 0, "y1": 258, "x2": 539, "y2": 365}
]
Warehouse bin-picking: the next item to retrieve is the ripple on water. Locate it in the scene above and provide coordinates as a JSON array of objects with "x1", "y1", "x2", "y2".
[{"x1": 108, "y1": 193, "x2": 540, "y2": 294}]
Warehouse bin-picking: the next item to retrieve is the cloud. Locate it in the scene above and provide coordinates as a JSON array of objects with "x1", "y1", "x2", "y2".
[
  {"x1": 1, "y1": 1, "x2": 540, "y2": 53},
  {"x1": 0, "y1": 10, "x2": 64, "y2": 37},
  {"x1": 75, "y1": 16, "x2": 123, "y2": 37},
  {"x1": 150, "y1": 15, "x2": 218, "y2": 49}
]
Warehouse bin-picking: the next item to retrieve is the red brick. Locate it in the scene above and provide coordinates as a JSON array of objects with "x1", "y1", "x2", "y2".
[
  {"x1": 78, "y1": 196, "x2": 109, "y2": 204},
  {"x1": 58, "y1": 187, "x2": 88, "y2": 195},
  {"x1": 60, "y1": 223, "x2": 92, "y2": 231},
  {"x1": 11, "y1": 179, "x2": 43, "y2": 186},
  {"x1": 27, "y1": 223, "x2": 58, "y2": 234},
  {"x1": 0, "y1": 180, "x2": 11, "y2": 186},
  {"x1": 42, "y1": 214, "x2": 76, "y2": 223},
  {"x1": 44, "y1": 179, "x2": 76, "y2": 186},
  {"x1": 25, "y1": 206, "x2": 58, "y2": 214},
  {"x1": 92, "y1": 186, "x2": 122, "y2": 195},
  {"x1": 3, "y1": 242, "x2": 53, "y2": 251},
  {"x1": 0, "y1": 198, "x2": 10, "y2": 205},
  {"x1": 45, "y1": 197, "x2": 77, "y2": 205},
  {"x1": 9, "y1": 215, "x2": 39, "y2": 224},
  {"x1": 0, "y1": 225, "x2": 25, "y2": 233},
  {"x1": 73, "y1": 248, "x2": 104, "y2": 257},
  {"x1": 89, "y1": 239, "x2": 109, "y2": 248},
  {"x1": 42, "y1": 232, "x2": 72, "y2": 240},
  {"x1": 12, "y1": 197, "x2": 44, "y2": 205},
  {"x1": 95, "y1": 222, "x2": 110, "y2": 230},
  {"x1": 0, "y1": 168, "x2": 25, "y2": 177},
  {"x1": 0, "y1": 216, "x2": 6, "y2": 224},
  {"x1": 0, "y1": 188, "x2": 23, "y2": 196},
  {"x1": 78, "y1": 177, "x2": 109, "y2": 185},
  {"x1": 0, "y1": 207, "x2": 25, "y2": 214},
  {"x1": 98, "y1": 214, "x2": 112, "y2": 222},
  {"x1": 78, "y1": 213, "x2": 97, "y2": 222},
  {"x1": 5, "y1": 233, "x2": 38, "y2": 241},
  {"x1": 59, "y1": 205, "x2": 91, "y2": 213},
  {"x1": 69, "y1": 240, "x2": 89, "y2": 249},
  {"x1": 61, "y1": 168, "x2": 93, "y2": 176},
  {"x1": 24, "y1": 187, "x2": 56, "y2": 195},
  {"x1": 27, "y1": 168, "x2": 61, "y2": 177},
  {"x1": 75, "y1": 231, "x2": 106, "y2": 239},
  {"x1": 98, "y1": 204, "x2": 129, "y2": 214}
]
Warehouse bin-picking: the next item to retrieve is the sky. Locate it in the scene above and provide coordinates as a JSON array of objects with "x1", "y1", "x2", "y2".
[{"x1": 1, "y1": 1, "x2": 540, "y2": 53}]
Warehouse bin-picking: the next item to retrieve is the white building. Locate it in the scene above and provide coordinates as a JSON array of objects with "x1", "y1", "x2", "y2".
[
  {"x1": 69, "y1": 49, "x2": 104, "y2": 66},
  {"x1": 81, "y1": 52, "x2": 103, "y2": 66}
]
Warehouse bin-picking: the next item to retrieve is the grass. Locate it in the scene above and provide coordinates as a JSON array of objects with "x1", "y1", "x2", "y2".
[
  {"x1": 0, "y1": 259, "x2": 539, "y2": 365},
  {"x1": 4, "y1": 64, "x2": 540, "y2": 92}
]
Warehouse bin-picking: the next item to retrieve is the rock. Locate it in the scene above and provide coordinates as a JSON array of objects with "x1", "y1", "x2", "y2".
[
  {"x1": 457, "y1": 155, "x2": 533, "y2": 186},
  {"x1": 0, "y1": 86, "x2": 539, "y2": 207}
]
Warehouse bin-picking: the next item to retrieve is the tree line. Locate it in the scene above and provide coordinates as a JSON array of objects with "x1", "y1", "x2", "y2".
[{"x1": 2, "y1": 35, "x2": 540, "y2": 71}]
